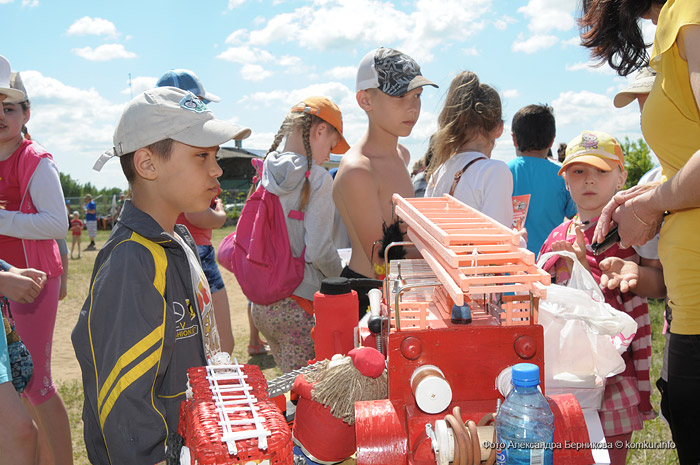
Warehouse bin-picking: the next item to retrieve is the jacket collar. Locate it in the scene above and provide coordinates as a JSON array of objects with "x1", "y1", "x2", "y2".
[{"x1": 117, "y1": 200, "x2": 190, "y2": 248}]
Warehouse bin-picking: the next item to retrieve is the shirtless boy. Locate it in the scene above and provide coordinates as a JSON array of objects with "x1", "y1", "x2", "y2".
[{"x1": 333, "y1": 47, "x2": 437, "y2": 312}]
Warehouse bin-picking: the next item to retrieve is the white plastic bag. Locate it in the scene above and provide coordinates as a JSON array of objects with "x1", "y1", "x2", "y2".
[{"x1": 537, "y1": 251, "x2": 638, "y2": 383}]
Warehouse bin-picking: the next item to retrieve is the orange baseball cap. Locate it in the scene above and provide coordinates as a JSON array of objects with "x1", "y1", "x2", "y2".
[
  {"x1": 559, "y1": 130, "x2": 625, "y2": 175},
  {"x1": 291, "y1": 96, "x2": 350, "y2": 154}
]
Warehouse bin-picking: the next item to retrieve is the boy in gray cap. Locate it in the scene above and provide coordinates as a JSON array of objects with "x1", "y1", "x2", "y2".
[
  {"x1": 333, "y1": 47, "x2": 437, "y2": 316},
  {"x1": 72, "y1": 87, "x2": 250, "y2": 464}
]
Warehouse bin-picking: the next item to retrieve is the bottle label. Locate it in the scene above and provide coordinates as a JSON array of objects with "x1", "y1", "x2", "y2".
[{"x1": 531, "y1": 448, "x2": 544, "y2": 465}]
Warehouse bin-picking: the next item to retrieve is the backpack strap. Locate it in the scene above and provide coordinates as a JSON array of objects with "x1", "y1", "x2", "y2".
[
  {"x1": 288, "y1": 210, "x2": 305, "y2": 221},
  {"x1": 448, "y1": 156, "x2": 485, "y2": 197}
]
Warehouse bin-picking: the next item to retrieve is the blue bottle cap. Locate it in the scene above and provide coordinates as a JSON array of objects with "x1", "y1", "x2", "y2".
[{"x1": 512, "y1": 363, "x2": 540, "y2": 387}]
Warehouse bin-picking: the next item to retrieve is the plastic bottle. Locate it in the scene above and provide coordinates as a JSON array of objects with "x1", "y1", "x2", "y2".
[{"x1": 495, "y1": 363, "x2": 554, "y2": 465}]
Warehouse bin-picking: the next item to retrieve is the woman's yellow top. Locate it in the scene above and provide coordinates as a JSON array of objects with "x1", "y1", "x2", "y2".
[{"x1": 642, "y1": 0, "x2": 700, "y2": 334}]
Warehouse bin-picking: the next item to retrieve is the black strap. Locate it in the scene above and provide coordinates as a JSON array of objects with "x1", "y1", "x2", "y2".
[{"x1": 448, "y1": 157, "x2": 484, "y2": 196}]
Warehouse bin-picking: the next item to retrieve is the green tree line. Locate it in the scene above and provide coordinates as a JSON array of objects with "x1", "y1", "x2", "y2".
[{"x1": 59, "y1": 172, "x2": 123, "y2": 199}]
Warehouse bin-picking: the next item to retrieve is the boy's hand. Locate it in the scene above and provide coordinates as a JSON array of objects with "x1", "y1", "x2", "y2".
[
  {"x1": 599, "y1": 257, "x2": 639, "y2": 293},
  {"x1": 0, "y1": 267, "x2": 46, "y2": 303}
]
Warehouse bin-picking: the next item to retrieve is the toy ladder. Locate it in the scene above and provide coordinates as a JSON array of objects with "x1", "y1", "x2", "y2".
[{"x1": 205, "y1": 362, "x2": 271, "y2": 455}]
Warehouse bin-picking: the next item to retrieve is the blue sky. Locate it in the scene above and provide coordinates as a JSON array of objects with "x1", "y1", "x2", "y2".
[{"x1": 1, "y1": 0, "x2": 656, "y2": 190}]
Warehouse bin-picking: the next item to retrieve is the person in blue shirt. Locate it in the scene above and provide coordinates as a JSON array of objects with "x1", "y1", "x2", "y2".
[
  {"x1": 83, "y1": 194, "x2": 97, "y2": 250},
  {"x1": 508, "y1": 104, "x2": 576, "y2": 253}
]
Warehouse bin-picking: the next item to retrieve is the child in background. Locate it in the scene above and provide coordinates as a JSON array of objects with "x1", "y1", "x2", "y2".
[
  {"x1": 425, "y1": 70, "x2": 513, "y2": 228},
  {"x1": 333, "y1": 47, "x2": 437, "y2": 316},
  {"x1": 72, "y1": 87, "x2": 251, "y2": 464},
  {"x1": 0, "y1": 59, "x2": 73, "y2": 465},
  {"x1": 249, "y1": 96, "x2": 347, "y2": 373},
  {"x1": 538, "y1": 131, "x2": 656, "y2": 465},
  {"x1": 70, "y1": 211, "x2": 83, "y2": 259},
  {"x1": 83, "y1": 193, "x2": 97, "y2": 250}
]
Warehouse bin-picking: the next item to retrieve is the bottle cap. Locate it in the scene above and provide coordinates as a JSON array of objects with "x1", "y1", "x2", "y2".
[
  {"x1": 511, "y1": 363, "x2": 540, "y2": 388},
  {"x1": 320, "y1": 277, "x2": 351, "y2": 295}
]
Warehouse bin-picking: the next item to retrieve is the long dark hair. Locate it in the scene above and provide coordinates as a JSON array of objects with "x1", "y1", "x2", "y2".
[{"x1": 579, "y1": 0, "x2": 666, "y2": 76}]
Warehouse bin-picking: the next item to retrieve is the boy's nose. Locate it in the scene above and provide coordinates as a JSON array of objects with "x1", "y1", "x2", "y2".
[{"x1": 211, "y1": 159, "x2": 223, "y2": 177}]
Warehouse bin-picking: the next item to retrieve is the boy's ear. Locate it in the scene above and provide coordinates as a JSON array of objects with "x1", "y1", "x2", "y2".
[
  {"x1": 356, "y1": 90, "x2": 372, "y2": 112},
  {"x1": 133, "y1": 147, "x2": 158, "y2": 181},
  {"x1": 511, "y1": 132, "x2": 518, "y2": 148}
]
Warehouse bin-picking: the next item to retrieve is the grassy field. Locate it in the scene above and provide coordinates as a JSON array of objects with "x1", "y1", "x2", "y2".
[{"x1": 55, "y1": 227, "x2": 677, "y2": 464}]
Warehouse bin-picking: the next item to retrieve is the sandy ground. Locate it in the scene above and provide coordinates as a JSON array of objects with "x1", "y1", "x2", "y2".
[{"x1": 51, "y1": 234, "x2": 263, "y2": 384}]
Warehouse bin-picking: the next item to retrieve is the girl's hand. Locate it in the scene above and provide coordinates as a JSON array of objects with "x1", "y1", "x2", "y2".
[
  {"x1": 551, "y1": 224, "x2": 589, "y2": 272},
  {"x1": 0, "y1": 267, "x2": 46, "y2": 304},
  {"x1": 599, "y1": 257, "x2": 639, "y2": 293}
]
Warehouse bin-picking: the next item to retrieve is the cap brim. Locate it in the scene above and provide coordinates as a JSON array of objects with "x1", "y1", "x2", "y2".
[
  {"x1": 559, "y1": 155, "x2": 619, "y2": 175},
  {"x1": 202, "y1": 91, "x2": 221, "y2": 103},
  {"x1": 0, "y1": 87, "x2": 26, "y2": 103},
  {"x1": 332, "y1": 135, "x2": 351, "y2": 154},
  {"x1": 613, "y1": 92, "x2": 637, "y2": 108},
  {"x1": 406, "y1": 76, "x2": 439, "y2": 94},
  {"x1": 171, "y1": 119, "x2": 251, "y2": 148}
]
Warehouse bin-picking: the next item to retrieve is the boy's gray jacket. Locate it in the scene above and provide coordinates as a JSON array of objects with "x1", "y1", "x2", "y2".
[
  {"x1": 262, "y1": 151, "x2": 342, "y2": 300},
  {"x1": 72, "y1": 200, "x2": 207, "y2": 465}
]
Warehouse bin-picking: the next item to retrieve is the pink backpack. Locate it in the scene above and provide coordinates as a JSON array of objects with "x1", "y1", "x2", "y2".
[{"x1": 218, "y1": 159, "x2": 306, "y2": 305}]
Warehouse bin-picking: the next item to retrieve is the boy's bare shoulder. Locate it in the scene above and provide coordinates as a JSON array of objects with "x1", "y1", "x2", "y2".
[{"x1": 335, "y1": 147, "x2": 378, "y2": 187}]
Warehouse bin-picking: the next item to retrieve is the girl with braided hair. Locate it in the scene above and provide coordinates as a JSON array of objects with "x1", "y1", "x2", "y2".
[
  {"x1": 425, "y1": 70, "x2": 514, "y2": 229},
  {"x1": 248, "y1": 96, "x2": 349, "y2": 373}
]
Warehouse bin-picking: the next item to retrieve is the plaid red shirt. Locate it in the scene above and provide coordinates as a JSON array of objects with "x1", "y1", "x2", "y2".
[{"x1": 540, "y1": 217, "x2": 655, "y2": 436}]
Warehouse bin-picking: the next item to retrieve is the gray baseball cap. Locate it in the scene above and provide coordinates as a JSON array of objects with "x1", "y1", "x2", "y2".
[
  {"x1": 0, "y1": 56, "x2": 26, "y2": 103},
  {"x1": 94, "y1": 87, "x2": 251, "y2": 171},
  {"x1": 613, "y1": 66, "x2": 656, "y2": 108},
  {"x1": 356, "y1": 47, "x2": 437, "y2": 97}
]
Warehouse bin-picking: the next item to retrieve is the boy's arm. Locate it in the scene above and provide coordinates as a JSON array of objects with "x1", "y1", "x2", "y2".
[
  {"x1": 82, "y1": 244, "x2": 173, "y2": 464},
  {"x1": 334, "y1": 165, "x2": 385, "y2": 269},
  {"x1": 183, "y1": 199, "x2": 227, "y2": 230}
]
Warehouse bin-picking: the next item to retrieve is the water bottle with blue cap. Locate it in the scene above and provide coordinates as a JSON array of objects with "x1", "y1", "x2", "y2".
[{"x1": 495, "y1": 363, "x2": 554, "y2": 464}]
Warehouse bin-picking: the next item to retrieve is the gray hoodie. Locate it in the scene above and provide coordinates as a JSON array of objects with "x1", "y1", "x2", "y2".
[{"x1": 262, "y1": 151, "x2": 342, "y2": 300}]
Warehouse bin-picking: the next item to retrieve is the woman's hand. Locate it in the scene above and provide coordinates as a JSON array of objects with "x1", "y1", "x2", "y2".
[{"x1": 593, "y1": 183, "x2": 662, "y2": 246}]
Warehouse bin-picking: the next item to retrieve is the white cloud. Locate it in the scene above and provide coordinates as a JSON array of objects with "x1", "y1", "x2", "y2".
[
  {"x1": 494, "y1": 15, "x2": 517, "y2": 30},
  {"x1": 565, "y1": 61, "x2": 617, "y2": 76},
  {"x1": 224, "y1": 29, "x2": 249, "y2": 45},
  {"x1": 241, "y1": 64, "x2": 273, "y2": 81},
  {"x1": 503, "y1": 89, "x2": 520, "y2": 99},
  {"x1": 511, "y1": 33, "x2": 558, "y2": 54},
  {"x1": 66, "y1": 16, "x2": 119, "y2": 38},
  {"x1": 0, "y1": 0, "x2": 14, "y2": 4},
  {"x1": 72, "y1": 44, "x2": 137, "y2": 61},
  {"x1": 228, "y1": 0, "x2": 245, "y2": 9},
  {"x1": 462, "y1": 47, "x2": 479, "y2": 56},
  {"x1": 18, "y1": 71, "x2": 127, "y2": 188},
  {"x1": 324, "y1": 66, "x2": 356, "y2": 80},
  {"x1": 552, "y1": 89, "x2": 641, "y2": 135},
  {"x1": 279, "y1": 55, "x2": 302, "y2": 67},
  {"x1": 562, "y1": 36, "x2": 580, "y2": 47},
  {"x1": 22, "y1": 0, "x2": 38, "y2": 6},
  {"x1": 517, "y1": 0, "x2": 576, "y2": 33},
  {"x1": 120, "y1": 76, "x2": 157, "y2": 95},
  {"x1": 224, "y1": 0, "x2": 490, "y2": 63},
  {"x1": 216, "y1": 45, "x2": 274, "y2": 64}
]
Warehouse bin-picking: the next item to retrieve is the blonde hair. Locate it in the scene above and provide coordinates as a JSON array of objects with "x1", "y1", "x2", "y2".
[
  {"x1": 248, "y1": 111, "x2": 331, "y2": 211},
  {"x1": 426, "y1": 71, "x2": 502, "y2": 180}
]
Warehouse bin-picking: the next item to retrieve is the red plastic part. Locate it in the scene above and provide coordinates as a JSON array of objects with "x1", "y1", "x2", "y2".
[
  {"x1": 548, "y1": 394, "x2": 595, "y2": 465},
  {"x1": 313, "y1": 290, "x2": 359, "y2": 360},
  {"x1": 514, "y1": 334, "x2": 537, "y2": 359},
  {"x1": 400, "y1": 336, "x2": 423, "y2": 360},
  {"x1": 355, "y1": 400, "x2": 407, "y2": 465}
]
